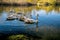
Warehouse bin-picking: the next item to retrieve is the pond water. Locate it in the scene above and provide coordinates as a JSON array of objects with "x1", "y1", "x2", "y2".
[{"x1": 0, "y1": 6, "x2": 60, "y2": 40}]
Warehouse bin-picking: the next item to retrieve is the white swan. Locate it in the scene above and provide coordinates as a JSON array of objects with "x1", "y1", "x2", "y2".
[
  {"x1": 7, "y1": 11, "x2": 15, "y2": 20},
  {"x1": 20, "y1": 16, "x2": 26, "y2": 21},
  {"x1": 24, "y1": 18, "x2": 38, "y2": 24},
  {"x1": 24, "y1": 14, "x2": 39, "y2": 24}
]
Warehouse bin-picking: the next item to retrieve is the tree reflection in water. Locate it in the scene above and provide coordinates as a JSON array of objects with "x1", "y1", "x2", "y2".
[{"x1": 0, "y1": 6, "x2": 60, "y2": 40}]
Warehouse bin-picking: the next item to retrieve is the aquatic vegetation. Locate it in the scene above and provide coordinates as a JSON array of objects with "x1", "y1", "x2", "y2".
[{"x1": 8, "y1": 34, "x2": 28, "y2": 40}]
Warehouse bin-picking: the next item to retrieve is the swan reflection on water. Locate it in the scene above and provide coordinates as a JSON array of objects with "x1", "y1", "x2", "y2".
[{"x1": 0, "y1": 6, "x2": 60, "y2": 40}]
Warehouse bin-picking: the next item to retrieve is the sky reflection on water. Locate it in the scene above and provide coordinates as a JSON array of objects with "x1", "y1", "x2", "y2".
[{"x1": 0, "y1": 6, "x2": 60, "y2": 38}]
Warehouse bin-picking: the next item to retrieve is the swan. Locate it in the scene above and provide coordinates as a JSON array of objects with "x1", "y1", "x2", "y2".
[
  {"x1": 19, "y1": 14, "x2": 38, "y2": 24},
  {"x1": 24, "y1": 18, "x2": 38, "y2": 24},
  {"x1": 19, "y1": 16, "x2": 27, "y2": 21},
  {"x1": 24, "y1": 14, "x2": 39, "y2": 24},
  {"x1": 6, "y1": 9, "x2": 18, "y2": 20},
  {"x1": 7, "y1": 16, "x2": 15, "y2": 20}
]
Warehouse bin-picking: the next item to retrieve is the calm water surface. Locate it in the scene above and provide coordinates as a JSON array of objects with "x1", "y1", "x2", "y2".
[{"x1": 0, "y1": 6, "x2": 60, "y2": 39}]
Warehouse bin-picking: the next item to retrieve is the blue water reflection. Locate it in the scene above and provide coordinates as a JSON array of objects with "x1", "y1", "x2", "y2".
[{"x1": 0, "y1": 6, "x2": 60, "y2": 37}]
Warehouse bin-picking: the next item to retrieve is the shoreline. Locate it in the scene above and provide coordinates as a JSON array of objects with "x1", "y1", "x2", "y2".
[
  {"x1": 0, "y1": 3, "x2": 36, "y2": 6},
  {"x1": 0, "y1": 3, "x2": 60, "y2": 7}
]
